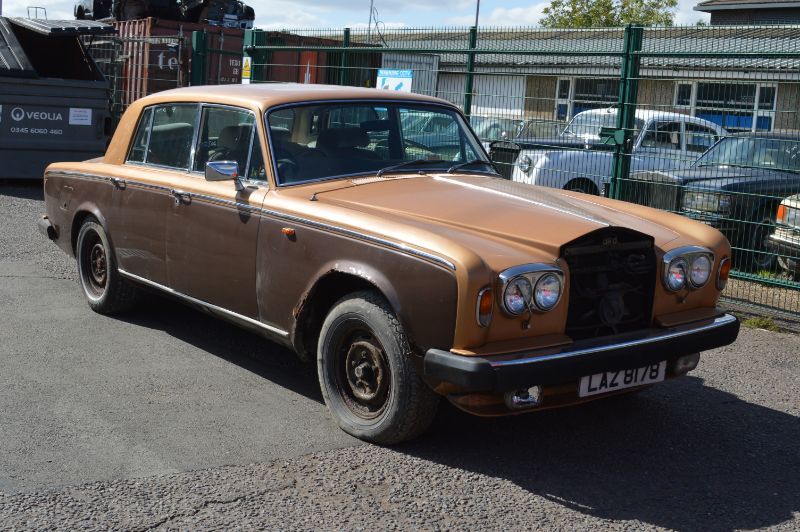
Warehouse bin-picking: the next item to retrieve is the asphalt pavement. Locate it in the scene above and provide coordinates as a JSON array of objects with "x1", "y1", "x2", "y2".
[{"x1": 0, "y1": 183, "x2": 798, "y2": 530}]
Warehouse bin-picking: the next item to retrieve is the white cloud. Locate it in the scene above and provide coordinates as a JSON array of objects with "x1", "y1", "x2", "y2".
[
  {"x1": 3, "y1": 0, "x2": 73, "y2": 19},
  {"x1": 448, "y1": 3, "x2": 549, "y2": 26},
  {"x1": 675, "y1": 0, "x2": 709, "y2": 25}
]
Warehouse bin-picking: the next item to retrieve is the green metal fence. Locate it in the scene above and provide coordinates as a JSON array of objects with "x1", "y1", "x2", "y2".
[{"x1": 243, "y1": 24, "x2": 800, "y2": 319}]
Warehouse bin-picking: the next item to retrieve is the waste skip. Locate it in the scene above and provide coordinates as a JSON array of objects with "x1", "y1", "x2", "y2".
[{"x1": 0, "y1": 17, "x2": 115, "y2": 179}]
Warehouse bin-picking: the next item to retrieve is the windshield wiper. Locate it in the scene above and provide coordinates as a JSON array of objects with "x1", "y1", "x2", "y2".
[
  {"x1": 376, "y1": 159, "x2": 433, "y2": 177},
  {"x1": 446, "y1": 159, "x2": 499, "y2": 174}
]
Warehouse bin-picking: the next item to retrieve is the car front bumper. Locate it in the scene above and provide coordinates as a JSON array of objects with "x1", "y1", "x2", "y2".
[
  {"x1": 769, "y1": 230, "x2": 800, "y2": 272},
  {"x1": 424, "y1": 313, "x2": 740, "y2": 393}
]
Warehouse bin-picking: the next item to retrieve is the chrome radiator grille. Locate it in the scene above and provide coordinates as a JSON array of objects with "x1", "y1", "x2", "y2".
[{"x1": 623, "y1": 172, "x2": 681, "y2": 212}]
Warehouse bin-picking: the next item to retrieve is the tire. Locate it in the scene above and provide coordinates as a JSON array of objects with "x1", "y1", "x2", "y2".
[
  {"x1": 76, "y1": 217, "x2": 138, "y2": 314},
  {"x1": 740, "y1": 210, "x2": 777, "y2": 272},
  {"x1": 565, "y1": 179, "x2": 599, "y2": 195},
  {"x1": 317, "y1": 291, "x2": 440, "y2": 444}
]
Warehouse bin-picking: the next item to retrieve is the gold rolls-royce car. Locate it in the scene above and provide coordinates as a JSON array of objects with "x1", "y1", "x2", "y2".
[{"x1": 39, "y1": 84, "x2": 740, "y2": 444}]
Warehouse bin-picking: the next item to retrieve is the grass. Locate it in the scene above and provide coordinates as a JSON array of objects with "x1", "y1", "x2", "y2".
[{"x1": 742, "y1": 316, "x2": 782, "y2": 332}]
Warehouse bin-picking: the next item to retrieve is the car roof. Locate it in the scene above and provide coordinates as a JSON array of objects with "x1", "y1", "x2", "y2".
[
  {"x1": 136, "y1": 83, "x2": 454, "y2": 111},
  {"x1": 573, "y1": 107, "x2": 721, "y2": 129},
  {"x1": 729, "y1": 131, "x2": 800, "y2": 140}
]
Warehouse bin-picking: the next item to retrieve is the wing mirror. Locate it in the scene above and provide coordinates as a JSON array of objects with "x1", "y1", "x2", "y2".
[{"x1": 205, "y1": 161, "x2": 243, "y2": 191}]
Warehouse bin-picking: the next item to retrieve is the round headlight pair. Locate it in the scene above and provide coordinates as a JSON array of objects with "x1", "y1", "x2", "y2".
[
  {"x1": 664, "y1": 251, "x2": 713, "y2": 292},
  {"x1": 503, "y1": 272, "x2": 562, "y2": 314}
]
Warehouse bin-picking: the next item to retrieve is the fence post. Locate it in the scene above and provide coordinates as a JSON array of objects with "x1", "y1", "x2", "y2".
[
  {"x1": 608, "y1": 24, "x2": 643, "y2": 200},
  {"x1": 190, "y1": 31, "x2": 207, "y2": 86},
  {"x1": 463, "y1": 26, "x2": 478, "y2": 118},
  {"x1": 339, "y1": 27, "x2": 351, "y2": 86}
]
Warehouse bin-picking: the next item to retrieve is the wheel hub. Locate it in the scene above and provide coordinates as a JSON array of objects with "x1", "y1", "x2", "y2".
[
  {"x1": 89, "y1": 242, "x2": 107, "y2": 287},
  {"x1": 344, "y1": 340, "x2": 388, "y2": 405}
]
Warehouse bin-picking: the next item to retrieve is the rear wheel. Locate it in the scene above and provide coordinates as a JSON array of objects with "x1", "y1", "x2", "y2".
[
  {"x1": 76, "y1": 217, "x2": 138, "y2": 314},
  {"x1": 317, "y1": 291, "x2": 439, "y2": 444},
  {"x1": 565, "y1": 178, "x2": 599, "y2": 195}
]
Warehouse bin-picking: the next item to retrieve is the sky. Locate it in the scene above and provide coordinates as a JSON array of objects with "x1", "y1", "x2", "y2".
[{"x1": 0, "y1": 0, "x2": 709, "y2": 28}]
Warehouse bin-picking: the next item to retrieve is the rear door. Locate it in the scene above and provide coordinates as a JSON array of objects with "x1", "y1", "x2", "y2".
[
  {"x1": 107, "y1": 104, "x2": 199, "y2": 286},
  {"x1": 165, "y1": 104, "x2": 268, "y2": 319}
]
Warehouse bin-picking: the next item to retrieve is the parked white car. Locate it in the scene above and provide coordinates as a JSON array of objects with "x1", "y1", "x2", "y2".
[{"x1": 493, "y1": 108, "x2": 725, "y2": 195}]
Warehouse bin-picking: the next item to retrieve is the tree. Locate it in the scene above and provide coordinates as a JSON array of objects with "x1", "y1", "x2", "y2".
[{"x1": 540, "y1": 0, "x2": 678, "y2": 28}]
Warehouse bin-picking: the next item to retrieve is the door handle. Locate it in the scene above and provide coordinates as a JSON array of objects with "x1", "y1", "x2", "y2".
[
  {"x1": 170, "y1": 189, "x2": 191, "y2": 205},
  {"x1": 110, "y1": 177, "x2": 126, "y2": 190}
]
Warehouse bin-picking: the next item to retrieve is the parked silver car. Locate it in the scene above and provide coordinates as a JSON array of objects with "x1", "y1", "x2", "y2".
[
  {"x1": 495, "y1": 108, "x2": 725, "y2": 195},
  {"x1": 771, "y1": 194, "x2": 800, "y2": 279}
]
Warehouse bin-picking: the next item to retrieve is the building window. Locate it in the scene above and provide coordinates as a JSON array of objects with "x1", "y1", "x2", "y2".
[
  {"x1": 554, "y1": 77, "x2": 619, "y2": 121},
  {"x1": 672, "y1": 81, "x2": 777, "y2": 132}
]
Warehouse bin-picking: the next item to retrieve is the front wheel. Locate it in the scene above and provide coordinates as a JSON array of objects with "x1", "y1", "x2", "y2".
[
  {"x1": 76, "y1": 217, "x2": 138, "y2": 314},
  {"x1": 317, "y1": 291, "x2": 439, "y2": 444}
]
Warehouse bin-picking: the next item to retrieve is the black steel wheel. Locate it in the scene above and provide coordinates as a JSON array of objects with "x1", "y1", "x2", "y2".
[
  {"x1": 76, "y1": 217, "x2": 138, "y2": 314},
  {"x1": 742, "y1": 211, "x2": 778, "y2": 272},
  {"x1": 317, "y1": 291, "x2": 439, "y2": 444}
]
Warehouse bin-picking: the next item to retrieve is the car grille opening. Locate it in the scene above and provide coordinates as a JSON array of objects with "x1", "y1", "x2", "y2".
[
  {"x1": 561, "y1": 228, "x2": 657, "y2": 341},
  {"x1": 621, "y1": 172, "x2": 681, "y2": 212},
  {"x1": 489, "y1": 141, "x2": 520, "y2": 180}
]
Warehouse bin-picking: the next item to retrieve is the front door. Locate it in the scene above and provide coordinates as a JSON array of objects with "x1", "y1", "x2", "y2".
[{"x1": 165, "y1": 104, "x2": 268, "y2": 319}]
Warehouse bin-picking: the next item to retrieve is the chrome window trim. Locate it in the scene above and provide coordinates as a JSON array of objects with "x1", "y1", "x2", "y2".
[
  {"x1": 263, "y1": 99, "x2": 485, "y2": 188},
  {"x1": 662, "y1": 245, "x2": 715, "y2": 291},
  {"x1": 488, "y1": 314, "x2": 738, "y2": 368},
  {"x1": 190, "y1": 103, "x2": 259, "y2": 178},
  {"x1": 118, "y1": 269, "x2": 289, "y2": 338},
  {"x1": 44, "y1": 171, "x2": 456, "y2": 272},
  {"x1": 127, "y1": 103, "x2": 200, "y2": 171},
  {"x1": 497, "y1": 263, "x2": 564, "y2": 316}
]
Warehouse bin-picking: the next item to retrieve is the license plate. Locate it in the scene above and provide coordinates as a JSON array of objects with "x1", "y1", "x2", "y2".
[{"x1": 578, "y1": 361, "x2": 666, "y2": 398}]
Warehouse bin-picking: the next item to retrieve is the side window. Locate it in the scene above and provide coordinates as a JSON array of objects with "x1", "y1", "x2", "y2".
[
  {"x1": 127, "y1": 107, "x2": 153, "y2": 163},
  {"x1": 147, "y1": 104, "x2": 198, "y2": 169},
  {"x1": 192, "y1": 106, "x2": 255, "y2": 174},
  {"x1": 686, "y1": 124, "x2": 719, "y2": 154},
  {"x1": 641, "y1": 121, "x2": 682, "y2": 152}
]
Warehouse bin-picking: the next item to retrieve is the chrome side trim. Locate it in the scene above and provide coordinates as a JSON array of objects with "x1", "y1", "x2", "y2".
[
  {"x1": 44, "y1": 171, "x2": 457, "y2": 271},
  {"x1": 488, "y1": 314, "x2": 738, "y2": 368},
  {"x1": 118, "y1": 269, "x2": 289, "y2": 338}
]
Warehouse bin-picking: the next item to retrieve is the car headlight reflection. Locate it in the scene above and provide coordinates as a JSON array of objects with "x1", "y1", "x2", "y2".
[
  {"x1": 682, "y1": 191, "x2": 731, "y2": 214},
  {"x1": 518, "y1": 154, "x2": 533, "y2": 174},
  {"x1": 503, "y1": 277, "x2": 532, "y2": 315},
  {"x1": 689, "y1": 254, "x2": 712, "y2": 287},
  {"x1": 662, "y1": 246, "x2": 715, "y2": 292},
  {"x1": 499, "y1": 265, "x2": 564, "y2": 316},
  {"x1": 534, "y1": 273, "x2": 561, "y2": 311}
]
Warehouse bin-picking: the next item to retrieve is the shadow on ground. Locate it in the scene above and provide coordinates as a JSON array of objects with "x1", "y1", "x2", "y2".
[
  {"x1": 117, "y1": 294, "x2": 797, "y2": 531},
  {"x1": 408, "y1": 377, "x2": 799, "y2": 531}
]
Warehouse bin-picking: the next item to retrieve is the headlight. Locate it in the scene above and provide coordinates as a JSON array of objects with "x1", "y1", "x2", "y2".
[
  {"x1": 689, "y1": 254, "x2": 712, "y2": 287},
  {"x1": 499, "y1": 264, "x2": 564, "y2": 316},
  {"x1": 682, "y1": 191, "x2": 731, "y2": 213},
  {"x1": 777, "y1": 203, "x2": 800, "y2": 228},
  {"x1": 534, "y1": 273, "x2": 561, "y2": 311},
  {"x1": 662, "y1": 246, "x2": 715, "y2": 292},
  {"x1": 665, "y1": 258, "x2": 687, "y2": 291},
  {"x1": 518, "y1": 154, "x2": 532, "y2": 174},
  {"x1": 503, "y1": 277, "x2": 532, "y2": 315}
]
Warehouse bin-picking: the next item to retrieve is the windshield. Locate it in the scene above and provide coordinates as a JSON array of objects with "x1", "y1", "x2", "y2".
[
  {"x1": 562, "y1": 111, "x2": 644, "y2": 139},
  {"x1": 696, "y1": 137, "x2": 800, "y2": 172},
  {"x1": 267, "y1": 102, "x2": 489, "y2": 185}
]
